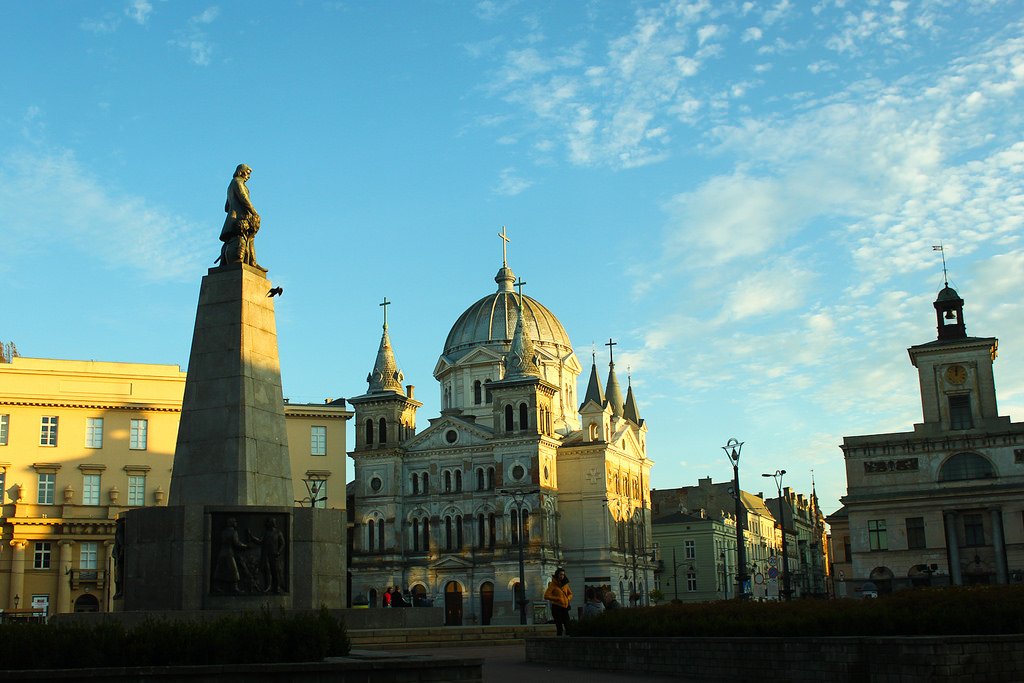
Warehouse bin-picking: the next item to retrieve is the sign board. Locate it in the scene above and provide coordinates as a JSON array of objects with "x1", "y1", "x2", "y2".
[
  {"x1": 754, "y1": 572, "x2": 764, "y2": 585},
  {"x1": 31, "y1": 595, "x2": 49, "y2": 614}
]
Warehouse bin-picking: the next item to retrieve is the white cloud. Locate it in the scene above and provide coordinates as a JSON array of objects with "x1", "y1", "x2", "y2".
[
  {"x1": 742, "y1": 27, "x2": 763, "y2": 42},
  {"x1": 0, "y1": 149, "x2": 206, "y2": 281},
  {"x1": 125, "y1": 0, "x2": 153, "y2": 25},
  {"x1": 493, "y1": 167, "x2": 533, "y2": 196},
  {"x1": 194, "y1": 6, "x2": 220, "y2": 24}
]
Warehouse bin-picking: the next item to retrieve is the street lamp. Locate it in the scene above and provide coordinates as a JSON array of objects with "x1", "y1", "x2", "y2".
[
  {"x1": 722, "y1": 438, "x2": 749, "y2": 600},
  {"x1": 499, "y1": 488, "x2": 539, "y2": 624},
  {"x1": 761, "y1": 469, "x2": 791, "y2": 601}
]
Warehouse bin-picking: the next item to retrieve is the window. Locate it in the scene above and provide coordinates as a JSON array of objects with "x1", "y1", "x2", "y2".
[
  {"x1": 504, "y1": 405, "x2": 514, "y2": 432},
  {"x1": 684, "y1": 539, "x2": 696, "y2": 560},
  {"x1": 455, "y1": 470, "x2": 462, "y2": 492},
  {"x1": 422, "y1": 517, "x2": 430, "y2": 550},
  {"x1": 963, "y1": 513, "x2": 985, "y2": 546},
  {"x1": 488, "y1": 513, "x2": 496, "y2": 548},
  {"x1": 519, "y1": 403, "x2": 529, "y2": 431},
  {"x1": 473, "y1": 380, "x2": 482, "y2": 405},
  {"x1": 906, "y1": 517, "x2": 926, "y2": 550},
  {"x1": 130, "y1": 419, "x2": 148, "y2": 450},
  {"x1": 310, "y1": 426, "x2": 326, "y2": 456},
  {"x1": 83, "y1": 474, "x2": 100, "y2": 505},
  {"x1": 365, "y1": 418, "x2": 374, "y2": 445},
  {"x1": 0, "y1": 470, "x2": 4, "y2": 505},
  {"x1": 444, "y1": 471, "x2": 452, "y2": 493},
  {"x1": 485, "y1": 380, "x2": 493, "y2": 404},
  {"x1": 128, "y1": 475, "x2": 146, "y2": 506},
  {"x1": 939, "y1": 453, "x2": 995, "y2": 481},
  {"x1": 378, "y1": 417, "x2": 386, "y2": 444},
  {"x1": 421, "y1": 472, "x2": 429, "y2": 494},
  {"x1": 367, "y1": 519, "x2": 376, "y2": 551},
  {"x1": 80, "y1": 542, "x2": 98, "y2": 570},
  {"x1": 687, "y1": 573, "x2": 697, "y2": 592},
  {"x1": 445, "y1": 516, "x2": 454, "y2": 551},
  {"x1": 868, "y1": 519, "x2": 887, "y2": 551},
  {"x1": 949, "y1": 395, "x2": 973, "y2": 430},
  {"x1": 843, "y1": 535, "x2": 851, "y2": 562},
  {"x1": 0, "y1": 414, "x2": 8, "y2": 445},
  {"x1": 477, "y1": 468, "x2": 485, "y2": 490},
  {"x1": 37, "y1": 473, "x2": 55, "y2": 505},
  {"x1": 40, "y1": 416, "x2": 58, "y2": 446},
  {"x1": 85, "y1": 418, "x2": 103, "y2": 448},
  {"x1": 487, "y1": 467, "x2": 495, "y2": 490},
  {"x1": 34, "y1": 542, "x2": 52, "y2": 569},
  {"x1": 413, "y1": 518, "x2": 421, "y2": 552},
  {"x1": 412, "y1": 473, "x2": 420, "y2": 495}
]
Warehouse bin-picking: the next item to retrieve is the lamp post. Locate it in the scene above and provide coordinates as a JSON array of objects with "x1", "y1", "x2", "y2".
[
  {"x1": 761, "y1": 469, "x2": 791, "y2": 601},
  {"x1": 723, "y1": 438, "x2": 749, "y2": 600},
  {"x1": 500, "y1": 488, "x2": 539, "y2": 624}
]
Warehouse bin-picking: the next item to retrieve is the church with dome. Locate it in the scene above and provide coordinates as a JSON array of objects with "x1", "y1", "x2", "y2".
[{"x1": 348, "y1": 255, "x2": 655, "y2": 624}]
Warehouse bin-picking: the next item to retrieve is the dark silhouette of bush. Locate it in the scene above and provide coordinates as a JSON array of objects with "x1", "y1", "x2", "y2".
[
  {"x1": 0, "y1": 607, "x2": 349, "y2": 670},
  {"x1": 569, "y1": 585, "x2": 1024, "y2": 638}
]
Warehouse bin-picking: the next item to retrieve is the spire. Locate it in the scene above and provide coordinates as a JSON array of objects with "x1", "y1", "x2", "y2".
[
  {"x1": 503, "y1": 278, "x2": 541, "y2": 379},
  {"x1": 623, "y1": 368, "x2": 641, "y2": 424},
  {"x1": 580, "y1": 350, "x2": 605, "y2": 409},
  {"x1": 366, "y1": 297, "x2": 404, "y2": 393},
  {"x1": 604, "y1": 338, "x2": 625, "y2": 418}
]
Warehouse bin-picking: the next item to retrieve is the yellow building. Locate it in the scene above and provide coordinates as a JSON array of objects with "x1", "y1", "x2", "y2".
[{"x1": 0, "y1": 357, "x2": 350, "y2": 616}]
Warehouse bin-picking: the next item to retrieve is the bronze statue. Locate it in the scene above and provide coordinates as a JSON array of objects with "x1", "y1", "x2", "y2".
[{"x1": 218, "y1": 164, "x2": 262, "y2": 269}]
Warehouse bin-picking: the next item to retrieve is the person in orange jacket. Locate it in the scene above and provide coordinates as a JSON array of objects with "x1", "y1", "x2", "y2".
[{"x1": 543, "y1": 567, "x2": 573, "y2": 635}]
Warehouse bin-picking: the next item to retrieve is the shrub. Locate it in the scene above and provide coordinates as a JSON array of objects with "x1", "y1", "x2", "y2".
[
  {"x1": 0, "y1": 607, "x2": 349, "y2": 670},
  {"x1": 570, "y1": 585, "x2": 1024, "y2": 638}
]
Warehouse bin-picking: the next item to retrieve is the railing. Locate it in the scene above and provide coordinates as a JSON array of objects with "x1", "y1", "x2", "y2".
[{"x1": 70, "y1": 568, "x2": 106, "y2": 589}]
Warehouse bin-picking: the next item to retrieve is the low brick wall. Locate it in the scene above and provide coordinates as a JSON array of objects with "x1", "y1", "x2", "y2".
[
  {"x1": 526, "y1": 635, "x2": 1024, "y2": 683},
  {"x1": 52, "y1": 606, "x2": 444, "y2": 630},
  {"x1": 1, "y1": 654, "x2": 481, "y2": 683}
]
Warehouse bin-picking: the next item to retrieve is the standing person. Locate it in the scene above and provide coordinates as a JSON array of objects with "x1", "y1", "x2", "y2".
[
  {"x1": 383, "y1": 586, "x2": 393, "y2": 608},
  {"x1": 393, "y1": 588, "x2": 408, "y2": 607},
  {"x1": 602, "y1": 591, "x2": 622, "y2": 610},
  {"x1": 544, "y1": 568, "x2": 573, "y2": 635}
]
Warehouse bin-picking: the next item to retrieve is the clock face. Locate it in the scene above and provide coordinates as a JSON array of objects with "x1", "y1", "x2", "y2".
[{"x1": 945, "y1": 365, "x2": 967, "y2": 385}]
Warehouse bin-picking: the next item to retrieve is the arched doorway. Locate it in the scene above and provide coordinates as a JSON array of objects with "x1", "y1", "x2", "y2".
[
  {"x1": 368, "y1": 587, "x2": 378, "y2": 608},
  {"x1": 74, "y1": 594, "x2": 100, "y2": 613},
  {"x1": 480, "y1": 582, "x2": 494, "y2": 625},
  {"x1": 869, "y1": 567, "x2": 894, "y2": 595},
  {"x1": 445, "y1": 581, "x2": 463, "y2": 626}
]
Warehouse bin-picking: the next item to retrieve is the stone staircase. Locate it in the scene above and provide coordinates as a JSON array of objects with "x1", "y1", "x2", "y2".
[{"x1": 348, "y1": 624, "x2": 556, "y2": 650}]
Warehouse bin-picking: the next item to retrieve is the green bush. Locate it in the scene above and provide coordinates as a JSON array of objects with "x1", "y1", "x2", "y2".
[
  {"x1": 570, "y1": 585, "x2": 1024, "y2": 638},
  {"x1": 0, "y1": 607, "x2": 349, "y2": 670}
]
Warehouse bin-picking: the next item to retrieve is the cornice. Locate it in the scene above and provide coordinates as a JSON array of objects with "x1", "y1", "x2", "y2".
[{"x1": 0, "y1": 399, "x2": 181, "y2": 413}]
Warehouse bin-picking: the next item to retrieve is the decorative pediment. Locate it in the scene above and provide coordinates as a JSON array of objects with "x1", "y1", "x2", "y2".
[
  {"x1": 402, "y1": 415, "x2": 494, "y2": 452},
  {"x1": 428, "y1": 554, "x2": 475, "y2": 570}
]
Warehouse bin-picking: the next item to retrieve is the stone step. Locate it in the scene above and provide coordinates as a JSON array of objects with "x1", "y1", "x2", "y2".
[{"x1": 349, "y1": 624, "x2": 556, "y2": 650}]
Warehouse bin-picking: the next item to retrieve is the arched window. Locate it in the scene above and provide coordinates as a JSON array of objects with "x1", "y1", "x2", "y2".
[
  {"x1": 521, "y1": 509, "x2": 530, "y2": 544},
  {"x1": 519, "y1": 403, "x2": 529, "y2": 431},
  {"x1": 477, "y1": 514, "x2": 486, "y2": 548},
  {"x1": 477, "y1": 468, "x2": 485, "y2": 490},
  {"x1": 510, "y1": 510, "x2": 519, "y2": 545},
  {"x1": 367, "y1": 519, "x2": 376, "y2": 552},
  {"x1": 422, "y1": 472, "x2": 429, "y2": 493},
  {"x1": 485, "y1": 379, "x2": 493, "y2": 403},
  {"x1": 939, "y1": 453, "x2": 996, "y2": 481},
  {"x1": 422, "y1": 517, "x2": 431, "y2": 550},
  {"x1": 487, "y1": 467, "x2": 495, "y2": 490},
  {"x1": 474, "y1": 380, "x2": 482, "y2": 405},
  {"x1": 445, "y1": 516, "x2": 454, "y2": 551},
  {"x1": 365, "y1": 418, "x2": 374, "y2": 445},
  {"x1": 412, "y1": 518, "x2": 421, "y2": 551},
  {"x1": 589, "y1": 423, "x2": 599, "y2": 441},
  {"x1": 412, "y1": 473, "x2": 419, "y2": 495},
  {"x1": 488, "y1": 513, "x2": 496, "y2": 547},
  {"x1": 444, "y1": 471, "x2": 452, "y2": 493},
  {"x1": 378, "y1": 519, "x2": 385, "y2": 550},
  {"x1": 455, "y1": 470, "x2": 463, "y2": 492},
  {"x1": 456, "y1": 515, "x2": 464, "y2": 548},
  {"x1": 378, "y1": 417, "x2": 387, "y2": 444},
  {"x1": 505, "y1": 405, "x2": 514, "y2": 432}
]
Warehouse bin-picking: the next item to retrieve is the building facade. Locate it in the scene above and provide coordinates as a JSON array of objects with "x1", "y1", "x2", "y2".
[
  {"x1": 348, "y1": 263, "x2": 655, "y2": 624},
  {"x1": 834, "y1": 285, "x2": 1024, "y2": 596},
  {"x1": 651, "y1": 478, "x2": 784, "y2": 600},
  {"x1": 0, "y1": 357, "x2": 351, "y2": 616}
]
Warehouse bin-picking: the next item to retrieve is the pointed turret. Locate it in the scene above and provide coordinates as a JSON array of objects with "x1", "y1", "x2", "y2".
[
  {"x1": 624, "y1": 381, "x2": 641, "y2": 425},
  {"x1": 580, "y1": 356, "x2": 605, "y2": 410},
  {"x1": 604, "y1": 338, "x2": 625, "y2": 418},
  {"x1": 366, "y1": 328, "x2": 404, "y2": 394},
  {"x1": 503, "y1": 294, "x2": 541, "y2": 379}
]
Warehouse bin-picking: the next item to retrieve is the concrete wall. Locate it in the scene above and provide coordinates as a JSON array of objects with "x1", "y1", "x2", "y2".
[{"x1": 527, "y1": 635, "x2": 1024, "y2": 683}]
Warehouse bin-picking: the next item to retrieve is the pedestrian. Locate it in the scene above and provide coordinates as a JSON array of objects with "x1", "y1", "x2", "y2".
[
  {"x1": 582, "y1": 587, "x2": 604, "y2": 618},
  {"x1": 544, "y1": 567, "x2": 573, "y2": 635},
  {"x1": 393, "y1": 588, "x2": 408, "y2": 607},
  {"x1": 383, "y1": 586, "x2": 393, "y2": 608},
  {"x1": 602, "y1": 590, "x2": 621, "y2": 610}
]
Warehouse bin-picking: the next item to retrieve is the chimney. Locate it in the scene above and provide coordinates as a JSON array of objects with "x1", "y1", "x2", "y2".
[{"x1": 406, "y1": 384, "x2": 415, "y2": 399}]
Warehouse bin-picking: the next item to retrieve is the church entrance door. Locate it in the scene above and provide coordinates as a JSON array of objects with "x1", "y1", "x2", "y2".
[
  {"x1": 480, "y1": 581, "x2": 494, "y2": 625},
  {"x1": 74, "y1": 594, "x2": 100, "y2": 612},
  {"x1": 445, "y1": 581, "x2": 463, "y2": 625}
]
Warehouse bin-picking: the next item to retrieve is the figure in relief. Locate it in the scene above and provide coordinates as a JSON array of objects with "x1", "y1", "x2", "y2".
[
  {"x1": 249, "y1": 517, "x2": 287, "y2": 593},
  {"x1": 218, "y1": 164, "x2": 262, "y2": 269},
  {"x1": 213, "y1": 517, "x2": 251, "y2": 593}
]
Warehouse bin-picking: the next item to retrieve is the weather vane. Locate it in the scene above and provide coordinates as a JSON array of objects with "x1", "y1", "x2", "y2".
[{"x1": 932, "y1": 243, "x2": 949, "y2": 286}]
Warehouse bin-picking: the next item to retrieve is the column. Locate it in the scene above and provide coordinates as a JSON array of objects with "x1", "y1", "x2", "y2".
[
  {"x1": 103, "y1": 540, "x2": 116, "y2": 612},
  {"x1": 990, "y1": 508, "x2": 1009, "y2": 584},
  {"x1": 944, "y1": 512, "x2": 962, "y2": 585},
  {"x1": 8, "y1": 540, "x2": 26, "y2": 610},
  {"x1": 56, "y1": 539, "x2": 74, "y2": 614}
]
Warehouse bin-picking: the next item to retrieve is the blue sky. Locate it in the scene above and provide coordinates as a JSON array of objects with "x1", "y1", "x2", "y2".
[{"x1": 2, "y1": 1, "x2": 1022, "y2": 515}]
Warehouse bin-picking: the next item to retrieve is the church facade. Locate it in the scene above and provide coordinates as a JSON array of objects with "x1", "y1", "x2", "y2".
[{"x1": 348, "y1": 262, "x2": 654, "y2": 624}]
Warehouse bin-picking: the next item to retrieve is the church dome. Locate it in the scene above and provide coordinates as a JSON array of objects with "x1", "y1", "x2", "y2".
[{"x1": 443, "y1": 267, "x2": 573, "y2": 360}]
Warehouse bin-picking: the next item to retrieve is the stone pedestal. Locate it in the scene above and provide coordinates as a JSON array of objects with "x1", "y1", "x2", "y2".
[{"x1": 120, "y1": 262, "x2": 346, "y2": 611}]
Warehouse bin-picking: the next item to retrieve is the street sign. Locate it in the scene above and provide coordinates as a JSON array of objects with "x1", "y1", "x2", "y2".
[
  {"x1": 768, "y1": 556, "x2": 779, "y2": 567},
  {"x1": 767, "y1": 566, "x2": 779, "y2": 579},
  {"x1": 754, "y1": 572, "x2": 764, "y2": 585}
]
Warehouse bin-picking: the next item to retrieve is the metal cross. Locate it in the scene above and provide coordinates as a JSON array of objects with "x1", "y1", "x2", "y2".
[
  {"x1": 605, "y1": 338, "x2": 617, "y2": 364},
  {"x1": 514, "y1": 277, "x2": 527, "y2": 303},
  {"x1": 498, "y1": 225, "x2": 510, "y2": 267},
  {"x1": 380, "y1": 296, "x2": 390, "y2": 329}
]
